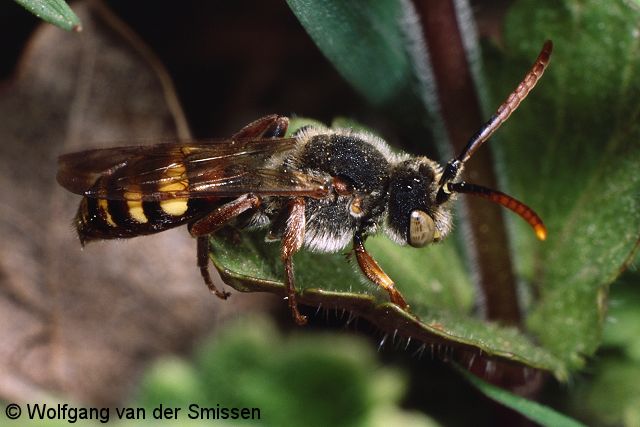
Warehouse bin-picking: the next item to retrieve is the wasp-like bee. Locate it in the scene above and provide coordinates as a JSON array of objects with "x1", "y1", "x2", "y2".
[{"x1": 57, "y1": 41, "x2": 552, "y2": 325}]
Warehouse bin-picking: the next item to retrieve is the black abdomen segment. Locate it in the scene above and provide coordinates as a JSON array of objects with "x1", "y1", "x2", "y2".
[{"x1": 75, "y1": 196, "x2": 219, "y2": 244}]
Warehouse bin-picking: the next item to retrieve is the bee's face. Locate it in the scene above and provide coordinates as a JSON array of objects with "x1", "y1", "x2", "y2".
[{"x1": 385, "y1": 157, "x2": 453, "y2": 247}]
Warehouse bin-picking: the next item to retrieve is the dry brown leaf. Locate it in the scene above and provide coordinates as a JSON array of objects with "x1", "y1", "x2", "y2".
[{"x1": 0, "y1": 2, "x2": 270, "y2": 405}]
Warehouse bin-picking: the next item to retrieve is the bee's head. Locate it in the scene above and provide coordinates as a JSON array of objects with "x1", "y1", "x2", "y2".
[
  {"x1": 384, "y1": 41, "x2": 553, "y2": 248},
  {"x1": 384, "y1": 158, "x2": 453, "y2": 248}
]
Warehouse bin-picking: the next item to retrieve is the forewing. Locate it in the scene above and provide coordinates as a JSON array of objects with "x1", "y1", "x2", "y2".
[{"x1": 57, "y1": 138, "x2": 330, "y2": 200}]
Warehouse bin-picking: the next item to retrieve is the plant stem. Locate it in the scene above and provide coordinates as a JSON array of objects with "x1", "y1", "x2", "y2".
[{"x1": 413, "y1": 0, "x2": 520, "y2": 325}]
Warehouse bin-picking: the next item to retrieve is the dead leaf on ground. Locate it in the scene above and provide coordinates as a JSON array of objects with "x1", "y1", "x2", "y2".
[{"x1": 0, "y1": 2, "x2": 271, "y2": 406}]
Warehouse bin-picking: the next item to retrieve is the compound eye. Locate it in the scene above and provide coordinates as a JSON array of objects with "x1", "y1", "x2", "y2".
[{"x1": 409, "y1": 210, "x2": 436, "y2": 248}]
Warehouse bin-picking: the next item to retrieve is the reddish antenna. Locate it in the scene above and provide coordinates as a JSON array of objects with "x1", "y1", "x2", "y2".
[{"x1": 436, "y1": 41, "x2": 553, "y2": 240}]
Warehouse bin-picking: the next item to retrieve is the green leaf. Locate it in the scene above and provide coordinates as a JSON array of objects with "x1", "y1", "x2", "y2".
[
  {"x1": 14, "y1": 0, "x2": 81, "y2": 31},
  {"x1": 602, "y1": 272, "x2": 640, "y2": 361},
  {"x1": 563, "y1": 273, "x2": 640, "y2": 426},
  {"x1": 286, "y1": 0, "x2": 411, "y2": 107},
  {"x1": 490, "y1": 0, "x2": 640, "y2": 370},
  {"x1": 455, "y1": 365, "x2": 585, "y2": 427},
  {"x1": 570, "y1": 357, "x2": 640, "y2": 426},
  {"x1": 210, "y1": 230, "x2": 567, "y2": 379},
  {"x1": 139, "y1": 316, "x2": 439, "y2": 427},
  {"x1": 286, "y1": 0, "x2": 439, "y2": 150}
]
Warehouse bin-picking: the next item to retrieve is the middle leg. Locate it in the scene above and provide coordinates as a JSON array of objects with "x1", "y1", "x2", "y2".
[{"x1": 281, "y1": 197, "x2": 307, "y2": 325}]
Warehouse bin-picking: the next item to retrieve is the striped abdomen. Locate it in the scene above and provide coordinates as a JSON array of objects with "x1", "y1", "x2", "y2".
[
  {"x1": 75, "y1": 161, "x2": 222, "y2": 244},
  {"x1": 74, "y1": 196, "x2": 220, "y2": 244}
]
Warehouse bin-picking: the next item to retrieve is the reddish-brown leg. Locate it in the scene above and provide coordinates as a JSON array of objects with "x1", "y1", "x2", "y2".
[
  {"x1": 232, "y1": 115, "x2": 289, "y2": 139},
  {"x1": 189, "y1": 194, "x2": 261, "y2": 237},
  {"x1": 189, "y1": 116, "x2": 288, "y2": 303},
  {"x1": 353, "y1": 232, "x2": 408, "y2": 308},
  {"x1": 189, "y1": 194, "x2": 262, "y2": 300},
  {"x1": 196, "y1": 236, "x2": 231, "y2": 299},
  {"x1": 281, "y1": 197, "x2": 307, "y2": 325}
]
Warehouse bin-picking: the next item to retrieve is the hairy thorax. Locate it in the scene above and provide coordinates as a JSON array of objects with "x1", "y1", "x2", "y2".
[{"x1": 276, "y1": 128, "x2": 403, "y2": 253}]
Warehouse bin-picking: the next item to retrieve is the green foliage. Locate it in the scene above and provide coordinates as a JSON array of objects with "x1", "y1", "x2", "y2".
[
  {"x1": 287, "y1": 0, "x2": 444, "y2": 153},
  {"x1": 13, "y1": 0, "x2": 81, "y2": 31},
  {"x1": 491, "y1": 0, "x2": 640, "y2": 370},
  {"x1": 455, "y1": 366, "x2": 585, "y2": 427},
  {"x1": 138, "y1": 317, "x2": 438, "y2": 427},
  {"x1": 563, "y1": 273, "x2": 640, "y2": 426},
  {"x1": 0, "y1": 321, "x2": 435, "y2": 427},
  {"x1": 286, "y1": 0, "x2": 411, "y2": 107}
]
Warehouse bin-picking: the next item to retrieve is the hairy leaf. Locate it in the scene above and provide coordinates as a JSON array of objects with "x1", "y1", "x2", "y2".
[
  {"x1": 210, "y1": 230, "x2": 567, "y2": 378},
  {"x1": 13, "y1": 0, "x2": 81, "y2": 31},
  {"x1": 492, "y1": 0, "x2": 640, "y2": 369}
]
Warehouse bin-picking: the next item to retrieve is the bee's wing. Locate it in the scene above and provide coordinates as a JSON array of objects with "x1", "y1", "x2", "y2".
[{"x1": 57, "y1": 138, "x2": 330, "y2": 201}]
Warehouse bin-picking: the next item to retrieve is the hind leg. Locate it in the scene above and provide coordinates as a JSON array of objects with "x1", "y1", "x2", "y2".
[
  {"x1": 196, "y1": 235, "x2": 231, "y2": 299},
  {"x1": 189, "y1": 194, "x2": 262, "y2": 299},
  {"x1": 190, "y1": 116, "x2": 289, "y2": 302},
  {"x1": 231, "y1": 115, "x2": 289, "y2": 139}
]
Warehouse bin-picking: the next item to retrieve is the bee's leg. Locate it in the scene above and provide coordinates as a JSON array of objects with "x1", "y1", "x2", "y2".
[
  {"x1": 189, "y1": 194, "x2": 261, "y2": 236},
  {"x1": 353, "y1": 232, "x2": 408, "y2": 309},
  {"x1": 232, "y1": 115, "x2": 289, "y2": 139},
  {"x1": 189, "y1": 194, "x2": 262, "y2": 299},
  {"x1": 196, "y1": 236, "x2": 231, "y2": 299},
  {"x1": 281, "y1": 197, "x2": 307, "y2": 325}
]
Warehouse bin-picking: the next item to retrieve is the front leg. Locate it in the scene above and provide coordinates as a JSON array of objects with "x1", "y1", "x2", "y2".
[
  {"x1": 281, "y1": 197, "x2": 307, "y2": 325},
  {"x1": 353, "y1": 232, "x2": 408, "y2": 308}
]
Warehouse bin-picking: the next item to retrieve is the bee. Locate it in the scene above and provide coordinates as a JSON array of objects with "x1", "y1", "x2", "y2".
[{"x1": 57, "y1": 41, "x2": 552, "y2": 325}]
